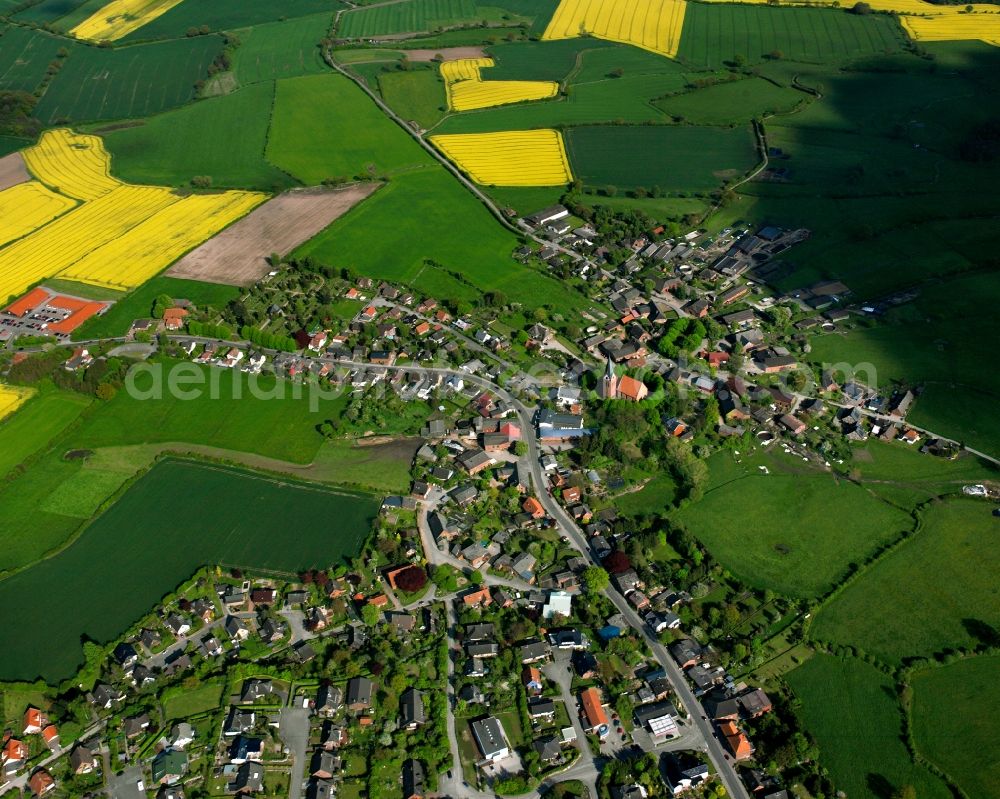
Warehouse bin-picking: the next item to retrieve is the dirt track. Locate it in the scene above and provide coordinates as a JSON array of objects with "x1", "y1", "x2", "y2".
[
  {"x1": 404, "y1": 46, "x2": 486, "y2": 61},
  {"x1": 0, "y1": 153, "x2": 30, "y2": 191},
  {"x1": 167, "y1": 184, "x2": 380, "y2": 286}
]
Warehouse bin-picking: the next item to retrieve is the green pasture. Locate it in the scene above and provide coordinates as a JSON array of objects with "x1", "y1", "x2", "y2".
[
  {"x1": 377, "y1": 68, "x2": 447, "y2": 129},
  {"x1": 811, "y1": 499, "x2": 1000, "y2": 664},
  {"x1": 673, "y1": 449, "x2": 911, "y2": 597},
  {"x1": 163, "y1": 679, "x2": 226, "y2": 719},
  {"x1": 654, "y1": 77, "x2": 806, "y2": 125},
  {"x1": 232, "y1": 13, "x2": 332, "y2": 85},
  {"x1": 337, "y1": 0, "x2": 530, "y2": 38},
  {"x1": 912, "y1": 656, "x2": 1000, "y2": 799},
  {"x1": 0, "y1": 387, "x2": 91, "y2": 481},
  {"x1": 98, "y1": 81, "x2": 296, "y2": 191},
  {"x1": 0, "y1": 458, "x2": 379, "y2": 682},
  {"x1": 0, "y1": 26, "x2": 67, "y2": 93},
  {"x1": 787, "y1": 654, "x2": 949, "y2": 799},
  {"x1": 121, "y1": 0, "x2": 343, "y2": 40}
]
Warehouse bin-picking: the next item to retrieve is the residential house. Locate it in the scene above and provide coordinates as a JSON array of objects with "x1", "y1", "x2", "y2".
[
  {"x1": 310, "y1": 751, "x2": 340, "y2": 780},
  {"x1": 69, "y1": 744, "x2": 97, "y2": 775},
  {"x1": 124, "y1": 713, "x2": 151, "y2": 739},
  {"x1": 223, "y1": 708, "x2": 256, "y2": 737},
  {"x1": 400, "y1": 688, "x2": 426, "y2": 730},
  {"x1": 28, "y1": 769, "x2": 56, "y2": 796},
  {"x1": 170, "y1": 722, "x2": 195, "y2": 749},
  {"x1": 240, "y1": 679, "x2": 275, "y2": 704},
  {"x1": 471, "y1": 717, "x2": 510, "y2": 763},
  {"x1": 519, "y1": 640, "x2": 550, "y2": 664},
  {"x1": 579, "y1": 687, "x2": 609, "y2": 738},
  {"x1": 228, "y1": 761, "x2": 264, "y2": 794},
  {"x1": 402, "y1": 758, "x2": 426, "y2": 799},
  {"x1": 522, "y1": 666, "x2": 543, "y2": 695},
  {"x1": 346, "y1": 677, "x2": 374, "y2": 713},
  {"x1": 315, "y1": 685, "x2": 344, "y2": 717},
  {"x1": 23, "y1": 707, "x2": 48, "y2": 735},
  {"x1": 719, "y1": 720, "x2": 754, "y2": 760},
  {"x1": 151, "y1": 749, "x2": 187, "y2": 785},
  {"x1": 226, "y1": 616, "x2": 250, "y2": 642},
  {"x1": 165, "y1": 614, "x2": 191, "y2": 637}
]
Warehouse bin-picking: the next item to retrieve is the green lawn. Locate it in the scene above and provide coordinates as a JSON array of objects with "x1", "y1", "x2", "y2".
[
  {"x1": 163, "y1": 679, "x2": 226, "y2": 719},
  {"x1": 35, "y1": 36, "x2": 226, "y2": 123},
  {"x1": 787, "y1": 654, "x2": 949, "y2": 799},
  {"x1": 653, "y1": 77, "x2": 806, "y2": 125},
  {"x1": 811, "y1": 499, "x2": 1000, "y2": 665},
  {"x1": 0, "y1": 26, "x2": 68, "y2": 93},
  {"x1": 377, "y1": 68, "x2": 447, "y2": 129},
  {"x1": 337, "y1": 0, "x2": 529, "y2": 38},
  {"x1": 12, "y1": 0, "x2": 90, "y2": 24},
  {"x1": 486, "y1": 37, "x2": 612, "y2": 82},
  {"x1": 231, "y1": 13, "x2": 333, "y2": 85},
  {"x1": 0, "y1": 387, "x2": 92, "y2": 480},
  {"x1": 675, "y1": 3, "x2": 906, "y2": 69},
  {"x1": 912, "y1": 656, "x2": 1000, "y2": 799},
  {"x1": 615, "y1": 474, "x2": 676, "y2": 518},
  {"x1": 295, "y1": 167, "x2": 589, "y2": 312},
  {"x1": 120, "y1": 0, "x2": 344, "y2": 40},
  {"x1": 267, "y1": 73, "x2": 432, "y2": 182},
  {"x1": 73, "y1": 277, "x2": 241, "y2": 340},
  {"x1": 72, "y1": 360, "x2": 338, "y2": 464},
  {"x1": 0, "y1": 458, "x2": 379, "y2": 682},
  {"x1": 673, "y1": 449, "x2": 911, "y2": 597},
  {"x1": 98, "y1": 82, "x2": 296, "y2": 192},
  {"x1": 566, "y1": 125, "x2": 759, "y2": 194},
  {"x1": 311, "y1": 438, "x2": 420, "y2": 493}
]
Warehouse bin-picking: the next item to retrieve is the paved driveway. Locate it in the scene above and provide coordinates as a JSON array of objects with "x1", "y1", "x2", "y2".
[
  {"x1": 107, "y1": 765, "x2": 145, "y2": 799},
  {"x1": 279, "y1": 707, "x2": 311, "y2": 799}
]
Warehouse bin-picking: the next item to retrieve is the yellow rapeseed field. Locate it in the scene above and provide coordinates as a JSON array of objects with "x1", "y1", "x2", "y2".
[
  {"x1": 430, "y1": 130, "x2": 573, "y2": 186},
  {"x1": 69, "y1": 0, "x2": 185, "y2": 41},
  {"x1": 59, "y1": 191, "x2": 265, "y2": 290},
  {"x1": 901, "y1": 14, "x2": 1000, "y2": 45},
  {"x1": 0, "y1": 182, "x2": 76, "y2": 249},
  {"x1": 0, "y1": 128, "x2": 264, "y2": 300},
  {"x1": 442, "y1": 57, "x2": 558, "y2": 111},
  {"x1": 22, "y1": 129, "x2": 120, "y2": 201},
  {"x1": 542, "y1": 0, "x2": 687, "y2": 59},
  {"x1": 695, "y1": 0, "x2": 995, "y2": 12},
  {"x1": 0, "y1": 385, "x2": 33, "y2": 422}
]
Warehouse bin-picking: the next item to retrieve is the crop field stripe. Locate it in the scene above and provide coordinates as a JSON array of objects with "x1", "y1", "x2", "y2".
[
  {"x1": 0, "y1": 182, "x2": 77, "y2": 248},
  {"x1": 22, "y1": 129, "x2": 120, "y2": 199},
  {"x1": 69, "y1": 0, "x2": 185, "y2": 40}
]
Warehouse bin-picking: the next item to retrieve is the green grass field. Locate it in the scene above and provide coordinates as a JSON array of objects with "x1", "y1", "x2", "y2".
[
  {"x1": 566, "y1": 125, "x2": 758, "y2": 194},
  {"x1": 162, "y1": 679, "x2": 225, "y2": 719},
  {"x1": 0, "y1": 26, "x2": 68, "y2": 93},
  {"x1": 673, "y1": 449, "x2": 911, "y2": 597},
  {"x1": 486, "y1": 38, "x2": 611, "y2": 82},
  {"x1": 35, "y1": 37, "x2": 225, "y2": 123},
  {"x1": 676, "y1": 3, "x2": 905, "y2": 69},
  {"x1": 98, "y1": 82, "x2": 297, "y2": 191},
  {"x1": 0, "y1": 134, "x2": 30, "y2": 158},
  {"x1": 311, "y1": 438, "x2": 419, "y2": 493},
  {"x1": 0, "y1": 387, "x2": 92, "y2": 480},
  {"x1": 654, "y1": 77, "x2": 806, "y2": 125},
  {"x1": 120, "y1": 0, "x2": 343, "y2": 40},
  {"x1": 787, "y1": 654, "x2": 950, "y2": 799},
  {"x1": 11, "y1": 0, "x2": 89, "y2": 23},
  {"x1": 337, "y1": 0, "x2": 528, "y2": 38},
  {"x1": 0, "y1": 458, "x2": 379, "y2": 682},
  {"x1": 615, "y1": 474, "x2": 676, "y2": 518},
  {"x1": 267, "y1": 73, "x2": 432, "y2": 182},
  {"x1": 295, "y1": 167, "x2": 588, "y2": 311},
  {"x1": 811, "y1": 499, "x2": 1000, "y2": 664},
  {"x1": 73, "y1": 360, "x2": 338, "y2": 464},
  {"x1": 377, "y1": 68, "x2": 447, "y2": 129},
  {"x1": 231, "y1": 13, "x2": 332, "y2": 85},
  {"x1": 912, "y1": 656, "x2": 1000, "y2": 799},
  {"x1": 73, "y1": 277, "x2": 240, "y2": 340}
]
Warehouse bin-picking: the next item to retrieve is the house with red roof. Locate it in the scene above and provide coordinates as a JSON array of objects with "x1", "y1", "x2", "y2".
[
  {"x1": 28, "y1": 768, "x2": 56, "y2": 796},
  {"x1": 23, "y1": 707, "x2": 48, "y2": 735}
]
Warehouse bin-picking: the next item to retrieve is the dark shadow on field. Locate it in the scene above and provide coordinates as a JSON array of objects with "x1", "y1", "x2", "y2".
[
  {"x1": 866, "y1": 772, "x2": 896, "y2": 798},
  {"x1": 962, "y1": 618, "x2": 1000, "y2": 647}
]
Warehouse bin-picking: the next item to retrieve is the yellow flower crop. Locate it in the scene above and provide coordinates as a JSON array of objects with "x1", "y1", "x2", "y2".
[
  {"x1": 69, "y1": 0, "x2": 185, "y2": 41},
  {"x1": 442, "y1": 57, "x2": 558, "y2": 111},
  {"x1": 901, "y1": 13, "x2": 1000, "y2": 46},
  {"x1": 22, "y1": 129, "x2": 120, "y2": 201},
  {"x1": 0, "y1": 129, "x2": 264, "y2": 302},
  {"x1": 0, "y1": 385, "x2": 33, "y2": 422},
  {"x1": 542, "y1": 0, "x2": 688, "y2": 59},
  {"x1": 58, "y1": 192, "x2": 266, "y2": 291},
  {"x1": 430, "y1": 130, "x2": 573, "y2": 186},
  {"x1": 0, "y1": 182, "x2": 76, "y2": 249}
]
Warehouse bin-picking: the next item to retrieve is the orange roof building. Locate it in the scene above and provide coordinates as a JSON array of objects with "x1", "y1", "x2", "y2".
[
  {"x1": 28, "y1": 768, "x2": 56, "y2": 795},
  {"x1": 23, "y1": 707, "x2": 48, "y2": 735},
  {"x1": 367, "y1": 594, "x2": 389, "y2": 608},
  {"x1": 522, "y1": 497, "x2": 545, "y2": 519},
  {"x1": 2, "y1": 737, "x2": 28, "y2": 764},
  {"x1": 562, "y1": 486, "x2": 581, "y2": 503},
  {"x1": 579, "y1": 687, "x2": 609, "y2": 736},
  {"x1": 41, "y1": 725, "x2": 59, "y2": 748},
  {"x1": 162, "y1": 307, "x2": 189, "y2": 330},
  {"x1": 3, "y1": 288, "x2": 110, "y2": 335},
  {"x1": 462, "y1": 588, "x2": 492, "y2": 608},
  {"x1": 617, "y1": 375, "x2": 649, "y2": 402},
  {"x1": 719, "y1": 720, "x2": 754, "y2": 760}
]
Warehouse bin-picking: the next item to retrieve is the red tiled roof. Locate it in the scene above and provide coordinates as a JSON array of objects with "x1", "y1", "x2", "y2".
[
  {"x1": 580, "y1": 687, "x2": 608, "y2": 730},
  {"x1": 4, "y1": 287, "x2": 49, "y2": 317}
]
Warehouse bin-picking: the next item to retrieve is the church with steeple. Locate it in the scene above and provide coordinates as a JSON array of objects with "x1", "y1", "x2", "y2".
[{"x1": 599, "y1": 355, "x2": 618, "y2": 400}]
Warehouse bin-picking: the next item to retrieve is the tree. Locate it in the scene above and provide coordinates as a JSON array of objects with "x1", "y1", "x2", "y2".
[
  {"x1": 191, "y1": 175, "x2": 213, "y2": 188},
  {"x1": 468, "y1": 569, "x2": 484, "y2": 585},
  {"x1": 851, "y1": 1, "x2": 872, "y2": 12},
  {"x1": 582, "y1": 566, "x2": 609, "y2": 593},
  {"x1": 361, "y1": 603, "x2": 381, "y2": 628},
  {"x1": 603, "y1": 550, "x2": 631, "y2": 575},
  {"x1": 393, "y1": 566, "x2": 428, "y2": 593},
  {"x1": 513, "y1": 441, "x2": 528, "y2": 457}
]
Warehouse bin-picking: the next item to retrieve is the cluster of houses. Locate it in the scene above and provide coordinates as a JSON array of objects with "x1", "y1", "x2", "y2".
[{"x1": 1, "y1": 707, "x2": 61, "y2": 793}]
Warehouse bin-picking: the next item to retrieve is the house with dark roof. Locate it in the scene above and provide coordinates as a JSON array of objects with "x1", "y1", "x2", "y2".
[
  {"x1": 401, "y1": 688, "x2": 426, "y2": 730},
  {"x1": 346, "y1": 677, "x2": 374, "y2": 712},
  {"x1": 402, "y1": 758, "x2": 426, "y2": 799}
]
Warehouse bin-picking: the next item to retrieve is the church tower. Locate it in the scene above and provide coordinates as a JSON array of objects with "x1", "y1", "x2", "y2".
[{"x1": 600, "y1": 355, "x2": 618, "y2": 400}]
